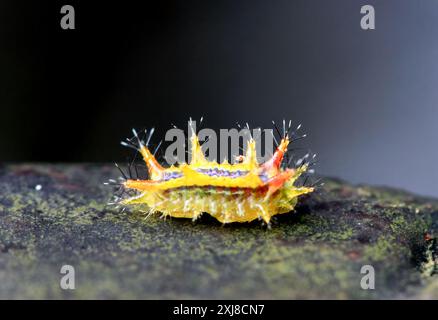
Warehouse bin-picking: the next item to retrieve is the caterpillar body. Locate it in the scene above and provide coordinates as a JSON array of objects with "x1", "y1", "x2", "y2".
[{"x1": 112, "y1": 122, "x2": 314, "y2": 224}]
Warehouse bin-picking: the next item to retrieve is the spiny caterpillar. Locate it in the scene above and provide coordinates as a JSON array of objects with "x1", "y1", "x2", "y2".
[{"x1": 107, "y1": 120, "x2": 315, "y2": 225}]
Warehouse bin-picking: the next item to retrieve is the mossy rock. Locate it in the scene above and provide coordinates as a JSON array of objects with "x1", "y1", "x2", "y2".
[{"x1": 0, "y1": 164, "x2": 436, "y2": 299}]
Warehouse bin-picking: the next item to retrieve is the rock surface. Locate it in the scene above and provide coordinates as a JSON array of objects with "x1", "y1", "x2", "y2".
[{"x1": 0, "y1": 164, "x2": 436, "y2": 299}]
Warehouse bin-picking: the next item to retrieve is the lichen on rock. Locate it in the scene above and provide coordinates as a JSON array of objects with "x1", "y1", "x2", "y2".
[{"x1": 0, "y1": 164, "x2": 436, "y2": 299}]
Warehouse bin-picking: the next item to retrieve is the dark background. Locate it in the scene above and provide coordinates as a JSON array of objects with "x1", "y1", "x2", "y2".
[{"x1": 1, "y1": 0, "x2": 437, "y2": 197}]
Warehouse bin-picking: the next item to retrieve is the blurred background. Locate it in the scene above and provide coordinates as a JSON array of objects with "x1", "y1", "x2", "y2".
[{"x1": 0, "y1": 0, "x2": 437, "y2": 196}]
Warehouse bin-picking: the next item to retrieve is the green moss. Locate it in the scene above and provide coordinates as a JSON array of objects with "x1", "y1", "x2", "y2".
[
  {"x1": 364, "y1": 236, "x2": 396, "y2": 262},
  {"x1": 0, "y1": 165, "x2": 437, "y2": 299}
]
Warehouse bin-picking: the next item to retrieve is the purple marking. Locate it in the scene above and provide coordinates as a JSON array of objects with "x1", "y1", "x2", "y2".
[
  {"x1": 258, "y1": 173, "x2": 269, "y2": 183},
  {"x1": 162, "y1": 171, "x2": 183, "y2": 181},
  {"x1": 196, "y1": 168, "x2": 249, "y2": 178}
]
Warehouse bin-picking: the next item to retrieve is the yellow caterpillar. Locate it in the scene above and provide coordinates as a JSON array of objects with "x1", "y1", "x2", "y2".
[{"x1": 112, "y1": 122, "x2": 314, "y2": 224}]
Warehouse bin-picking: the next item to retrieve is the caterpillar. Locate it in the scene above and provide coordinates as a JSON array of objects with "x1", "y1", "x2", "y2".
[{"x1": 108, "y1": 120, "x2": 315, "y2": 225}]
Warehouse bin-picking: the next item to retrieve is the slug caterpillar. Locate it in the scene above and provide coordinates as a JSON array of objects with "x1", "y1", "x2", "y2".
[{"x1": 109, "y1": 121, "x2": 315, "y2": 225}]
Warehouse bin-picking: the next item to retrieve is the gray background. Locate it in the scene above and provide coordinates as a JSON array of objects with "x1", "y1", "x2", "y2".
[{"x1": 1, "y1": 0, "x2": 437, "y2": 197}]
